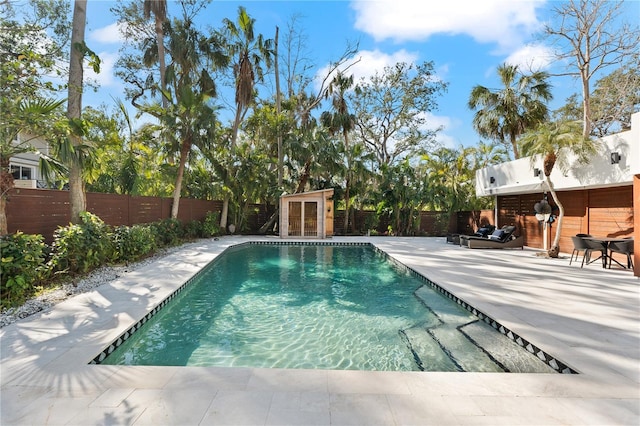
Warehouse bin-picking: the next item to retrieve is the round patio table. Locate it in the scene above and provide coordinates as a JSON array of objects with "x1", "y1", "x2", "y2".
[{"x1": 583, "y1": 236, "x2": 634, "y2": 269}]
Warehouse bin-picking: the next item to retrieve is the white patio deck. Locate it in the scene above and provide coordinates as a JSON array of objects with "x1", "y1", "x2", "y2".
[{"x1": 1, "y1": 236, "x2": 638, "y2": 425}]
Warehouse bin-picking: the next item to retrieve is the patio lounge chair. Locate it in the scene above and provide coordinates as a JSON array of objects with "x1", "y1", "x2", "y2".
[
  {"x1": 460, "y1": 225, "x2": 510, "y2": 245},
  {"x1": 473, "y1": 225, "x2": 496, "y2": 238},
  {"x1": 449, "y1": 225, "x2": 495, "y2": 245},
  {"x1": 466, "y1": 226, "x2": 523, "y2": 249},
  {"x1": 458, "y1": 225, "x2": 497, "y2": 246}
]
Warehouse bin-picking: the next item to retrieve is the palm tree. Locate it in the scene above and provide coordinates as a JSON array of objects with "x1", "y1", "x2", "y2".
[
  {"x1": 421, "y1": 146, "x2": 477, "y2": 213},
  {"x1": 0, "y1": 99, "x2": 66, "y2": 234},
  {"x1": 468, "y1": 63, "x2": 552, "y2": 159},
  {"x1": 143, "y1": 0, "x2": 168, "y2": 108},
  {"x1": 218, "y1": 6, "x2": 273, "y2": 230},
  {"x1": 162, "y1": 18, "x2": 221, "y2": 219},
  {"x1": 132, "y1": 16, "x2": 225, "y2": 219},
  {"x1": 222, "y1": 6, "x2": 273, "y2": 147},
  {"x1": 320, "y1": 71, "x2": 355, "y2": 234},
  {"x1": 519, "y1": 120, "x2": 600, "y2": 257}
]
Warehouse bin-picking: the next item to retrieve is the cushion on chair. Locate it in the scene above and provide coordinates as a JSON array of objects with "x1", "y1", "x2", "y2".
[{"x1": 489, "y1": 230, "x2": 505, "y2": 241}]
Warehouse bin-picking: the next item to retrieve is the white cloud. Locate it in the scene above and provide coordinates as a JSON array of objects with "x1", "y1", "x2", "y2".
[
  {"x1": 348, "y1": 49, "x2": 419, "y2": 81},
  {"x1": 315, "y1": 49, "x2": 418, "y2": 92},
  {"x1": 89, "y1": 22, "x2": 125, "y2": 44},
  {"x1": 420, "y1": 112, "x2": 459, "y2": 148},
  {"x1": 85, "y1": 51, "x2": 119, "y2": 88},
  {"x1": 422, "y1": 112, "x2": 449, "y2": 133},
  {"x1": 504, "y1": 43, "x2": 554, "y2": 72},
  {"x1": 350, "y1": 0, "x2": 545, "y2": 52}
]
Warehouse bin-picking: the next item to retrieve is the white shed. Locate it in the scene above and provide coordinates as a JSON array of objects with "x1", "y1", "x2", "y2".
[{"x1": 279, "y1": 189, "x2": 334, "y2": 238}]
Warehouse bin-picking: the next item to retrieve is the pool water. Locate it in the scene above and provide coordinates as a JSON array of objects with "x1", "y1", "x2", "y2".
[{"x1": 100, "y1": 244, "x2": 556, "y2": 373}]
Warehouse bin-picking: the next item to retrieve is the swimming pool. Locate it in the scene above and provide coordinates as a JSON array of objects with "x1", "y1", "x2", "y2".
[{"x1": 94, "y1": 243, "x2": 569, "y2": 373}]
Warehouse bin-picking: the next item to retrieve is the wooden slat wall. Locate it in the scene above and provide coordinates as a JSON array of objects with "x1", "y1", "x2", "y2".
[
  {"x1": 498, "y1": 186, "x2": 634, "y2": 253},
  {"x1": 587, "y1": 186, "x2": 634, "y2": 237},
  {"x1": 418, "y1": 211, "x2": 449, "y2": 236},
  {"x1": 6, "y1": 188, "x2": 222, "y2": 242},
  {"x1": 6, "y1": 186, "x2": 634, "y2": 252},
  {"x1": 245, "y1": 203, "x2": 275, "y2": 232},
  {"x1": 455, "y1": 210, "x2": 495, "y2": 235},
  {"x1": 129, "y1": 196, "x2": 164, "y2": 224},
  {"x1": 6, "y1": 189, "x2": 69, "y2": 238},
  {"x1": 634, "y1": 175, "x2": 640, "y2": 277},
  {"x1": 87, "y1": 192, "x2": 129, "y2": 227}
]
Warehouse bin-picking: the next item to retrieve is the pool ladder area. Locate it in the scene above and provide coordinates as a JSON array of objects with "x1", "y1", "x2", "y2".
[{"x1": 399, "y1": 286, "x2": 556, "y2": 373}]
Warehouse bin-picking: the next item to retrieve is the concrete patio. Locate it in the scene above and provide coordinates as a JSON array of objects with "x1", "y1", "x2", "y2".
[{"x1": 1, "y1": 236, "x2": 638, "y2": 425}]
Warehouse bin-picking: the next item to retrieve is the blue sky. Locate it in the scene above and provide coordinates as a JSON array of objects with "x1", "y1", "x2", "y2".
[{"x1": 81, "y1": 0, "x2": 638, "y2": 150}]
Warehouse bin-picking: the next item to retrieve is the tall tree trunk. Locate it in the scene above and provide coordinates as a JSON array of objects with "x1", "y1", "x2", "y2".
[
  {"x1": 343, "y1": 129, "x2": 350, "y2": 234},
  {"x1": 171, "y1": 138, "x2": 191, "y2": 219},
  {"x1": 275, "y1": 26, "x2": 283, "y2": 188},
  {"x1": 343, "y1": 178, "x2": 350, "y2": 234},
  {"x1": 510, "y1": 133, "x2": 520, "y2": 159},
  {"x1": 545, "y1": 177, "x2": 564, "y2": 258},
  {"x1": 221, "y1": 103, "x2": 244, "y2": 231},
  {"x1": 67, "y1": 0, "x2": 87, "y2": 224},
  {"x1": 156, "y1": 15, "x2": 167, "y2": 109},
  {"x1": 581, "y1": 69, "x2": 591, "y2": 138},
  {"x1": 0, "y1": 157, "x2": 14, "y2": 235},
  {"x1": 220, "y1": 196, "x2": 229, "y2": 231},
  {"x1": 295, "y1": 158, "x2": 312, "y2": 193},
  {"x1": 0, "y1": 194, "x2": 7, "y2": 235}
]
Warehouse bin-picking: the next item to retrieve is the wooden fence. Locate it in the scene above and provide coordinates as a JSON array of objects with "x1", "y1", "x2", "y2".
[
  {"x1": 6, "y1": 188, "x2": 479, "y2": 241},
  {"x1": 9, "y1": 186, "x2": 631, "y2": 251},
  {"x1": 6, "y1": 188, "x2": 222, "y2": 242}
]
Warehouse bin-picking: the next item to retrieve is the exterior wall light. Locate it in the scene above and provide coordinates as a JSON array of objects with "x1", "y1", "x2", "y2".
[
  {"x1": 610, "y1": 152, "x2": 621, "y2": 164},
  {"x1": 489, "y1": 176, "x2": 495, "y2": 184},
  {"x1": 533, "y1": 168, "x2": 541, "y2": 177}
]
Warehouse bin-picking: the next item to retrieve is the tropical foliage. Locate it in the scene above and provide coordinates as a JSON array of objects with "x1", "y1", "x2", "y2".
[
  {"x1": 519, "y1": 120, "x2": 601, "y2": 257},
  {"x1": 1, "y1": 213, "x2": 218, "y2": 308},
  {"x1": 468, "y1": 63, "x2": 552, "y2": 159},
  {"x1": 3, "y1": 1, "x2": 525, "y2": 242}
]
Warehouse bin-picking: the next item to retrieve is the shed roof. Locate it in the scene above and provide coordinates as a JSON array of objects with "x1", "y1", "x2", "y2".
[{"x1": 280, "y1": 189, "x2": 334, "y2": 199}]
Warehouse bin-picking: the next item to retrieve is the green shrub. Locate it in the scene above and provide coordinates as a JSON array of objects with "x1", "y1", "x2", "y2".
[
  {"x1": 113, "y1": 224, "x2": 157, "y2": 262},
  {"x1": 48, "y1": 212, "x2": 114, "y2": 275},
  {"x1": 203, "y1": 211, "x2": 220, "y2": 237},
  {"x1": 0, "y1": 232, "x2": 48, "y2": 307},
  {"x1": 183, "y1": 220, "x2": 204, "y2": 239},
  {"x1": 151, "y1": 218, "x2": 182, "y2": 247}
]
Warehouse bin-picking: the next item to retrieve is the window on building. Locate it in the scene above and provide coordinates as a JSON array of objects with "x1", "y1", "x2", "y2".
[{"x1": 10, "y1": 165, "x2": 33, "y2": 180}]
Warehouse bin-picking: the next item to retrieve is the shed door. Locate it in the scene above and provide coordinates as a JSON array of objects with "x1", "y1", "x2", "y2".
[
  {"x1": 288, "y1": 201, "x2": 302, "y2": 236},
  {"x1": 304, "y1": 201, "x2": 318, "y2": 237}
]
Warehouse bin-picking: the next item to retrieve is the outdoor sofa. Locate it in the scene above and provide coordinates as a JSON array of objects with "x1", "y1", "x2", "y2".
[
  {"x1": 447, "y1": 225, "x2": 495, "y2": 245},
  {"x1": 463, "y1": 225, "x2": 524, "y2": 249}
]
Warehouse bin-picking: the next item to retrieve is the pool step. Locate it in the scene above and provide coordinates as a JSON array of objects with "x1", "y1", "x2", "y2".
[
  {"x1": 414, "y1": 286, "x2": 477, "y2": 326},
  {"x1": 413, "y1": 285, "x2": 555, "y2": 373},
  {"x1": 429, "y1": 324, "x2": 505, "y2": 372},
  {"x1": 400, "y1": 326, "x2": 460, "y2": 371},
  {"x1": 402, "y1": 323, "x2": 504, "y2": 372},
  {"x1": 459, "y1": 321, "x2": 556, "y2": 373},
  {"x1": 408, "y1": 285, "x2": 506, "y2": 372}
]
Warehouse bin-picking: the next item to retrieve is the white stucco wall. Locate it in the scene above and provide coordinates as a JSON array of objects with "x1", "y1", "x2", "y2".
[
  {"x1": 476, "y1": 112, "x2": 639, "y2": 196},
  {"x1": 10, "y1": 133, "x2": 51, "y2": 182}
]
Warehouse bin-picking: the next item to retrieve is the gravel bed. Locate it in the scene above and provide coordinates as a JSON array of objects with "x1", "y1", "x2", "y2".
[{"x1": 0, "y1": 243, "x2": 190, "y2": 328}]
